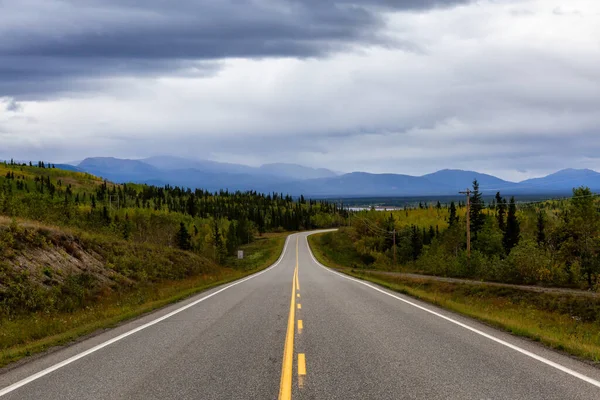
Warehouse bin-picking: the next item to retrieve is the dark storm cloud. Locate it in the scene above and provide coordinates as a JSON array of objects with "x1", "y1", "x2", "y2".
[{"x1": 0, "y1": 0, "x2": 469, "y2": 98}]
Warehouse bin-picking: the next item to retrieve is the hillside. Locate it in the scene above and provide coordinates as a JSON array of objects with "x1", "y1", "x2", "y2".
[
  {"x1": 518, "y1": 169, "x2": 600, "y2": 193},
  {"x1": 420, "y1": 169, "x2": 515, "y2": 192}
]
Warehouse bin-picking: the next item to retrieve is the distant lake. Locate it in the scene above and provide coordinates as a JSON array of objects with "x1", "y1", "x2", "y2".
[{"x1": 347, "y1": 206, "x2": 404, "y2": 211}]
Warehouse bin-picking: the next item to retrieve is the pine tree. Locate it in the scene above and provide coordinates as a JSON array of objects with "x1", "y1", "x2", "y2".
[
  {"x1": 503, "y1": 197, "x2": 520, "y2": 254},
  {"x1": 449, "y1": 201, "x2": 458, "y2": 226},
  {"x1": 470, "y1": 180, "x2": 485, "y2": 239},
  {"x1": 495, "y1": 192, "x2": 506, "y2": 232},
  {"x1": 176, "y1": 222, "x2": 191, "y2": 250},
  {"x1": 536, "y1": 211, "x2": 546, "y2": 246},
  {"x1": 212, "y1": 220, "x2": 226, "y2": 262},
  {"x1": 384, "y1": 213, "x2": 396, "y2": 250},
  {"x1": 122, "y1": 213, "x2": 132, "y2": 240},
  {"x1": 226, "y1": 222, "x2": 239, "y2": 255},
  {"x1": 410, "y1": 225, "x2": 423, "y2": 260}
]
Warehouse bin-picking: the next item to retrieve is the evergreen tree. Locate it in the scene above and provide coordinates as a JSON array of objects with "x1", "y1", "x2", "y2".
[
  {"x1": 237, "y1": 217, "x2": 253, "y2": 244},
  {"x1": 410, "y1": 225, "x2": 423, "y2": 260},
  {"x1": 212, "y1": 220, "x2": 227, "y2": 262},
  {"x1": 536, "y1": 211, "x2": 546, "y2": 246},
  {"x1": 122, "y1": 213, "x2": 132, "y2": 240},
  {"x1": 176, "y1": 222, "x2": 191, "y2": 250},
  {"x1": 384, "y1": 213, "x2": 396, "y2": 250},
  {"x1": 503, "y1": 197, "x2": 520, "y2": 254},
  {"x1": 495, "y1": 192, "x2": 506, "y2": 232},
  {"x1": 470, "y1": 180, "x2": 485, "y2": 239},
  {"x1": 566, "y1": 187, "x2": 600, "y2": 287},
  {"x1": 448, "y1": 201, "x2": 458, "y2": 226},
  {"x1": 102, "y1": 206, "x2": 110, "y2": 224},
  {"x1": 226, "y1": 222, "x2": 239, "y2": 255}
]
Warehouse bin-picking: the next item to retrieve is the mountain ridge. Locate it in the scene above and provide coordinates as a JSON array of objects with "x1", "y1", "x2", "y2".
[{"x1": 68, "y1": 157, "x2": 600, "y2": 197}]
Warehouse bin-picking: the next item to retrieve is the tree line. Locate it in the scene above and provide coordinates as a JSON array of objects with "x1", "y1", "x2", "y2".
[
  {"x1": 334, "y1": 180, "x2": 600, "y2": 289},
  {"x1": 0, "y1": 162, "x2": 347, "y2": 262}
]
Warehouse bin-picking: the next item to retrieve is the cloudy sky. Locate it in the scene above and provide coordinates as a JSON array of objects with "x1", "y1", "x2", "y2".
[{"x1": 1, "y1": 0, "x2": 599, "y2": 181}]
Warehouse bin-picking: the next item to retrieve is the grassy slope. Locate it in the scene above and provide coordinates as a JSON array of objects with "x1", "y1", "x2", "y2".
[
  {"x1": 308, "y1": 232, "x2": 600, "y2": 364},
  {"x1": 0, "y1": 233, "x2": 287, "y2": 368}
]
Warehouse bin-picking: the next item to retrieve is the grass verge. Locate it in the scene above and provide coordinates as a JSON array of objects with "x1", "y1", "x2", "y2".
[
  {"x1": 0, "y1": 234, "x2": 288, "y2": 369},
  {"x1": 308, "y1": 233, "x2": 600, "y2": 365}
]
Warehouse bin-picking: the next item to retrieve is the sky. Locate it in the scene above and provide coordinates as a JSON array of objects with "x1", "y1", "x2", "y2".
[{"x1": 1, "y1": 0, "x2": 599, "y2": 181}]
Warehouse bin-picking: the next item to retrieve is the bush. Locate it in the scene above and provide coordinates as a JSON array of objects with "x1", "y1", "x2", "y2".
[{"x1": 505, "y1": 240, "x2": 552, "y2": 284}]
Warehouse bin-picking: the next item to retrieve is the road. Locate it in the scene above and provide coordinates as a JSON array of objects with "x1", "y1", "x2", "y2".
[{"x1": 1, "y1": 232, "x2": 600, "y2": 399}]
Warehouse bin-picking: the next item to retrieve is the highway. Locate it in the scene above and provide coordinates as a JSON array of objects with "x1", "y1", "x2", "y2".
[{"x1": 2, "y1": 232, "x2": 600, "y2": 399}]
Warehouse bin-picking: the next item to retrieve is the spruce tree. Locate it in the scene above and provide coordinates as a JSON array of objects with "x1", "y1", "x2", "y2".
[
  {"x1": 469, "y1": 180, "x2": 485, "y2": 239},
  {"x1": 503, "y1": 197, "x2": 520, "y2": 254},
  {"x1": 384, "y1": 213, "x2": 396, "y2": 250},
  {"x1": 428, "y1": 225, "x2": 435, "y2": 242},
  {"x1": 226, "y1": 222, "x2": 239, "y2": 255},
  {"x1": 536, "y1": 211, "x2": 546, "y2": 246},
  {"x1": 176, "y1": 222, "x2": 191, "y2": 250},
  {"x1": 410, "y1": 225, "x2": 423, "y2": 260},
  {"x1": 212, "y1": 220, "x2": 227, "y2": 262},
  {"x1": 449, "y1": 201, "x2": 458, "y2": 226},
  {"x1": 495, "y1": 192, "x2": 506, "y2": 232}
]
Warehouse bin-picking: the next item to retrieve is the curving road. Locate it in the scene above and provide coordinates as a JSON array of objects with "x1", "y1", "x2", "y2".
[{"x1": 1, "y1": 232, "x2": 600, "y2": 399}]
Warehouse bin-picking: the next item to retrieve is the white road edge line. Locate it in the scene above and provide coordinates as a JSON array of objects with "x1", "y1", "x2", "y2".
[
  {"x1": 305, "y1": 234, "x2": 600, "y2": 390},
  {"x1": 0, "y1": 235, "x2": 294, "y2": 397}
]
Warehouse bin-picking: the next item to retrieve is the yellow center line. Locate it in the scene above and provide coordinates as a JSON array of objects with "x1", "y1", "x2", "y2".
[
  {"x1": 298, "y1": 353, "x2": 306, "y2": 375},
  {"x1": 297, "y1": 304, "x2": 301, "y2": 310},
  {"x1": 298, "y1": 320, "x2": 303, "y2": 333},
  {"x1": 278, "y1": 238, "x2": 298, "y2": 400},
  {"x1": 297, "y1": 293, "x2": 300, "y2": 298},
  {"x1": 298, "y1": 353, "x2": 307, "y2": 389},
  {"x1": 295, "y1": 239, "x2": 300, "y2": 291}
]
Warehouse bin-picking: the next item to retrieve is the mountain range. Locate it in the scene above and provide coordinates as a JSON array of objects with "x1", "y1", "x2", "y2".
[{"x1": 65, "y1": 156, "x2": 600, "y2": 197}]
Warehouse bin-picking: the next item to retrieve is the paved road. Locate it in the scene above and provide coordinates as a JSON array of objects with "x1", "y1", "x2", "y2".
[{"x1": 2, "y1": 232, "x2": 600, "y2": 399}]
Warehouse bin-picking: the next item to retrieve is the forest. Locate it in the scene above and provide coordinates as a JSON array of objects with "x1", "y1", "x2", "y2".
[
  {"x1": 0, "y1": 160, "x2": 347, "y2": 261},
  {"x1": 317, "y1": 180, "x2": 600, "y2": 290}
]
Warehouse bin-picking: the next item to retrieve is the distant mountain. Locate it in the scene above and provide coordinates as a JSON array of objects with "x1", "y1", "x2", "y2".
[
  {"x1": 141, "y1": 156, "x2": 252, "y2": 175},
  {"x1": 54, "y1": 163, "x2": 81, "y2": 172},
  {"x1": 78, "y1": 157, "x2": 292, "y2": 191},
  {"x1": 421, "y1": 169, "x2": 515, "y2": 193},
  {"x1": 150, "y1": 169, "x2": 290, "y2": 192},
  {"x1": 258, "y1": 163, "x2": 338, "y2": 180},
  {"x1": 266, "y1": 172, "x2": 443, "y2": 197},
  {"x1": 517, "y1": 169, "x2": 600, "y2": 193},
  {"x1": 74, "y1": 156, "x2": 600, "y2": 198},
  {"x1": 78, "y1": 157, "x2": 160, "y2": 182}
]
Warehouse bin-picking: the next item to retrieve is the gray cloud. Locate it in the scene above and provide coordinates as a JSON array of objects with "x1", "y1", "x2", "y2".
[
  {"x1": 2, "y1": 0, "x2": 600, "y2": 182},
  {"x1": 0, "y1": 0, "x2": 469, "y2": 98}
]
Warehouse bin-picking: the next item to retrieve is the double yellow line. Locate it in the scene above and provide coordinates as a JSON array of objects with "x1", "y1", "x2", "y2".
[{"x1": 278, "y1": 237, "x2": 303, "y2": 400}]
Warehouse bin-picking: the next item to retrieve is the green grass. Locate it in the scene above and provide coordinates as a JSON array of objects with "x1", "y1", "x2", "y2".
[
  {"x1": 0, "y1": 233, "x2": 288, "y2": 368},
  {"x1": 307, "y1": 229, "x2": 367, "y2": 269},
  {"x1": 308, "y1": 232, "x2": 600, "y2": 364},
  {"x1": 226, "y1": 233, "x2": 288, "y2": 271}
]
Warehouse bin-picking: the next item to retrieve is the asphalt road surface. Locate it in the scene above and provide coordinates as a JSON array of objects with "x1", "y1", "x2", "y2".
[{"x1": 2, "y1": 232, "x2": 600, "y2": 399}]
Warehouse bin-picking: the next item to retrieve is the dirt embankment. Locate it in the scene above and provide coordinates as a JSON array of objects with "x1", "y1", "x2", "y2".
[{"x1": 0, "y1": 218, "x2": 216, "y2": 317}]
